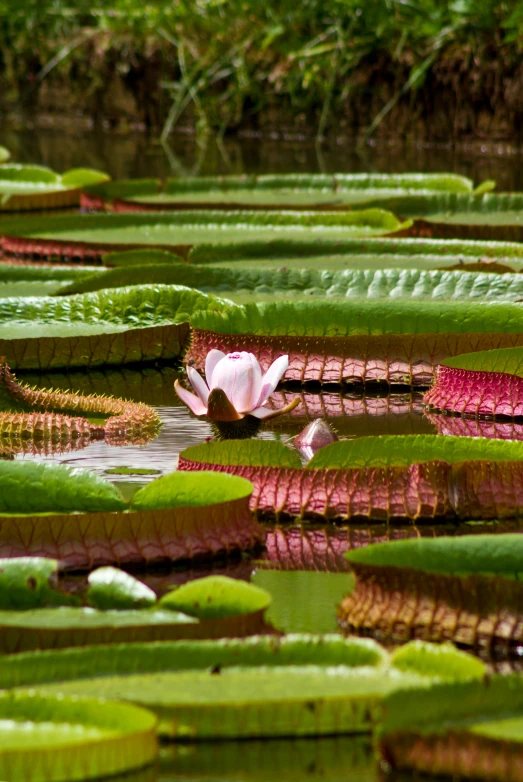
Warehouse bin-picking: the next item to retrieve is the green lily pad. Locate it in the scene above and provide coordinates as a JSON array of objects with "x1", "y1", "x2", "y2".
[
  {"x1": 0, "y1": 690, "x2": 157, "y2": 781},
  {"x1": 0, "y1": 461, "x2": 126, "y2": 514},
  {"x1": 0, "y1": 557, "x2": 76, "y2": 610},
  {"x1": 131, "y1": 471, "x2": 253, "y2": 511},
  {"x1": 56, "y1": 264, "x2": 523, "y2": 301},
  {"x1": 0, "y1": 164, "x2": 109, "y2": 211},
  {"x1": 443, "y1": 345, "x2": 523, "y2": 376},
  {"x1": 159, "y1": 575, "x2": 270, "y2": 619},
  {"x1": 5, "y1": 634, "x2": 483, "y2": 739},
  {"x1": 87, "y1": 568, "x2": 157, "y2": 610},
  {"x1": 178, "y1": 440, "x2": 302, "y2": 469},
  {"x1": 82, "y1": 173, "x2": 480, "y2": 211}
]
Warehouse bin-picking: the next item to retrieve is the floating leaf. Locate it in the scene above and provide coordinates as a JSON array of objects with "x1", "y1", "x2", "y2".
[
  {"x1": 0, "y1": 690, "x2": 158, "y2": 782},
  {"x1": 0, "y1": 146, "x2": 10, "y2": 163},
  {"x1": 0, "y1": 164, "x2": 109, "y2": 211},
  {"x1": 0, "y1": 461, "x2": 126, "y2": 514},
  {"x1": 340, "y1": 533, "x2": 523, "y2": 648},
  {"x1": 378, "y1": 675, "x2": 523, "y2": 781},
  {"x1": 159, "y1": 575, "x2": 271, "y2": 619},
  {"x1": 57, "y1": 265, "x2": 523, "y2": 301},
  {"x1": 87, "y1": 568, "x2": 157, "y2": 611},
  {"x1": 0, "y1": 465, "x2": 262, "y2": 569},
  {"x1": 425, "y1": 346, "x2": 523, "y2": 418},
  {"x1": 0, "y1": 557, "x2": 75, "y2": 610},
  {"x1": 188, "y1": 329, "x2": 523, "y2": 387},
  {"x1": 81, "y1": 173, "x2": 479, "y2": 212},
  {"x1": 6, "y1": 633, "x2": 482, "y2": 739},
  {"x1": 0, "y1": 284, "x2": 225, "y2": 369},
  {"x1": 0, "y1": 209, "x2": 409, "y2": 262},
  {"x1": 102, "y1": 249, "x2": 185, "y2": 266},
  {"x1": 390, "y1": 639, "x2": 486, "y2": 680},
  {"x1": 180, "y1": 440, "x2": 302, "y2": 469},
  {"x1": 131, "y1": 471, "x2": 253, "y2": 510},
  {"x1": 179, "y1": 437, "x2": 523, "y2": 522}
]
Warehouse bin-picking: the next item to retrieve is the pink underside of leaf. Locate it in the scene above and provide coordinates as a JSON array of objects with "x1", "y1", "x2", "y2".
[
  {"x1": 424, "y1": 365, "x2": 523, "y2": 417},
  {"x1": 187, "y1": 331, "x2": 523, "y2": 386},
  {"x1": 178, "y1": 457, "x2": 523, "y2": 522}
]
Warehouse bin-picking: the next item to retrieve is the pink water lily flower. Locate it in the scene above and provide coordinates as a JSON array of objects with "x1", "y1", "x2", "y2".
[{"x1": 175, "y1": 350, "x2": 297, "y2": 422}]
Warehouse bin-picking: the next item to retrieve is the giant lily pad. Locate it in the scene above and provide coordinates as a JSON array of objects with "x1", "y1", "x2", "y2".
[
  {"x1": 178, "y1": 435, "x2": 523, "y2": 522},
  {"x1": 187, "y1": 298, "x2": 523, "y2": 386},
  {"x1": 341, "y1": 533, "x2": 523, "y2": 649},
  {"x1": 0, "y1": 210, "x2": 410, "y2": 262},
  {"x1": 0, "y1": 358, "x2": 160, "y2": 454},
  {"x1": 0, "y1": 164, "x2": 110, "y2": 212},
  {"x1": 57, "y1": 265, "x2": 523, "y2": 302},
  {"x1": 378, "y1": 675, "x2": 523, "y2": 780},
  {"x1": 0, "y1": 464, "x2": 261, "y2": 569},
  {"x1": 3, "y1": 634, "x2": 483, "y2": 739},
  {"x1": 0, "y1": 284, "x2": 227, "y2": 370},
  {"x1": 390, "y1": 192, "x2": 523, "y2": 242},
  {"x1": 80, "y1": 173, "x2": 485, "y2": 212},
  {"x1": 0, "y1": 690, "x2": 157, "y2": 781},
  {"x1": 425, "y1": 346, "x2": 523, "y2": 418}
]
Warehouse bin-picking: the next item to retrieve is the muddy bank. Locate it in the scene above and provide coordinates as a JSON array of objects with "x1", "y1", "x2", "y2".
[{"x1": 1, "y1": 40, "x2": 523, "y2": 145}]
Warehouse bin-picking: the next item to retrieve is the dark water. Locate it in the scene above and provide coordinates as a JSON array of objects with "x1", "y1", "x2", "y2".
[{"x1": 2, "y1": 127, "x2": 523, "y2": 190}]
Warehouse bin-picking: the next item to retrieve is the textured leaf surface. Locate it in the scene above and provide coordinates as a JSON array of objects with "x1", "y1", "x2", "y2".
[
  {"x1": 159, "y1": 575, "x2": 270, "y2": 619},
  {"x1": 0, "y1": 461, "x2": 126, "y2": 514},
  {"x1": 0, "y1": 498, "x2": 262, "y2": 570},
  {"x1": 0, "y1": 284, "x2": 222, "y2": 369},
  {"x1": 191, "y1": 299, "x2": 523, "y2": 337},
  {"x1": 340, "y1": 534, "x2": 523, "y2": 648},
  {"x1": 0, "y1": 210, "x2": 408, "y2": 261},
  {"x1": 180, "y1": 441, "x2": 302, "y2": 469},
  {"x1": 58, "y1": 265, "x2": 523, "y2": 300},
  {"x1": 0, "y1": 690, "x2": 157, "y2": 782},
  {"x1": 187, "y1": 329, "x2": 523, "y2": 386},
  {"x1": 308, "y1": 434, "x2": 523, "y2": 468},
  {"x1": 188, "y1": 236, "x2": 523, "y2": 264},
  {"x1": 131, "y1": 471, "x2": 253, "y2": 510}
]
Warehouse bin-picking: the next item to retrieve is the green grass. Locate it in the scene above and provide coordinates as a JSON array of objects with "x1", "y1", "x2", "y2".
[{"x1": 1, "y1": 1, "x2": 520, "y2": 139}]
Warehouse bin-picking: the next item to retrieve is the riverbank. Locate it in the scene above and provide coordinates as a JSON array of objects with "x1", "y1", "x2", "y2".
[{"x1": 2, "y1": 1, "x2": 522, "y2": 143}]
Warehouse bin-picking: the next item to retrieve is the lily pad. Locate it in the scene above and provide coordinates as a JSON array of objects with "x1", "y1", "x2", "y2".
[
  {"x1": 81, "y1": 173, "x2": 482, "y2": 212},
  {"x1": 378, "y1": 675, "x2": 523, "y2": 780},
  {"x1": 179, "y1": 436, "x2": 523, "y2": 522},
  {"x1": 0, "y1": 465, "x2": 261, "y2": 569},
  {"x1": 0, "y1": 690, "x2": 157, "y2": 781},
  {"x1": 340, "y1": 533, "x2": 523, "y2": 648},
  {"x1": 0, "y1": 210, "x2": 410, "y2": 262},
  {"x1": 159, "y1": 575, "x2": 270, "y2": 619},
  {"x1": 0, "y1": 164, "x2": 109, "y2": 211},
  {"x1": 87, "y1": 568, "x2": 157, "y2": 611},
  {"x1": 4, "y1": 634, "x2": 483, "y2": 739},
  {"x1": 0, "y1": 557, "x2": 76, "y2": 610},
  {"x1": 57, "y1": 265, "x2": 523, "y2": 301},
  {"x1": 0, "y1": 284, "x2": 224, "y2": 369},
  {"x1": 425, "y1": 346, "x2": 523, "y2": 418}
]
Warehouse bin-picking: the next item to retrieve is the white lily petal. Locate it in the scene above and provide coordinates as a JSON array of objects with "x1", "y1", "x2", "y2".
[
  {"x1": 205, "y1": 349, "x2": 226, "y2": 387},
  {"x1": 211, "y1": 351, "x2": 263, "y2": 413},
  {"x1": 256, "y1": 354, "x2": 289, "y2": 407},
  {"x1": 187, "y1": 366, "x2": 210, "y2": 405},
  {"x1": 174, "y1": 381, "x2": 208, "y2": 416}
]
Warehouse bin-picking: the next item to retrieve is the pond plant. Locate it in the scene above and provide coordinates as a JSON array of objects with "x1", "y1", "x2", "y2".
[{"x1": 4, "y1": 167, "x2": 523, "y2": 780}]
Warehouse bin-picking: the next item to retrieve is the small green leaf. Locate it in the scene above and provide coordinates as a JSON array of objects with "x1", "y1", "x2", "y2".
[
  {"x1": 59, "y1": 168, "x2": 110, "y2": 188},
  {"x1": 0, "y1": 147, "x2": 10, "y2": 163},
  {"x1": 0, "y1": 558, "x2": 76, "y2": 610},
  {"x1": 87, "y1": 567, "x2": 156, "y2": 610},
  {"x1": 131, "y1": 471, "x2": 253, "y2": 511},
  {"x1": 391, "y1": 640, "x2": 486, "y2": 680},
  {"x1": 159, "y1": 575, "x2": 271, "y2": 619}
]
